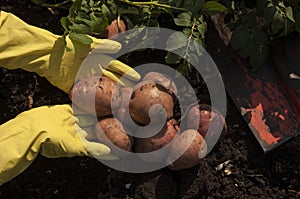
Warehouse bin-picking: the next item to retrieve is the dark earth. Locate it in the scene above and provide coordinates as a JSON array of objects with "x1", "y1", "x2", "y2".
[{"x1": 0, "y1": 1, "x2": 300, "y2": 198}]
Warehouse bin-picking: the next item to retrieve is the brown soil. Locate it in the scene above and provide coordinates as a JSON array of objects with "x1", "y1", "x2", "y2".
[{"x1": 0, "y1": 1, "x2": 299, "y2": 198}]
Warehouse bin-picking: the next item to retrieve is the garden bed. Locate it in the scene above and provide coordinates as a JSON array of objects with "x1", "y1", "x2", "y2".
[{"x1": 0, "y1": 1, "x2": 299, "y2": 198}]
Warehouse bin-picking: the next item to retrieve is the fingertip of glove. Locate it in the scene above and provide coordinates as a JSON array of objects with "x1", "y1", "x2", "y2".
[
  {"x1": 92, "y1": 39, "x2": 121, "y2": 54},
  {"x1": 85, "y1": 142, "x2": 112, "y2": 156},
  {"x1": 97, "y1": 154, "x2": 119, "y2": 160},
  {"x1": 108, "y1": 60, "x2": 141, "y2": 81}
]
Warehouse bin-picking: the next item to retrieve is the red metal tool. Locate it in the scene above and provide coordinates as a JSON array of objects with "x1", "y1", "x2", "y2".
[{"x1": 207, "y1": 24, "x2": 300, "y2": 152}]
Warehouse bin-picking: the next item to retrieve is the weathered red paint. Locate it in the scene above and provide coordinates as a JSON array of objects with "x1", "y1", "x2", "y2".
[
  {"x1": 236, "y1": 57, "x2": 299, "y2": 146},
  {"x1": 206, "y1": 25, "x2": 300, "y2": 151},
  {"x1": 242, "y1": 103, "x2": 281, "y2": 145}
]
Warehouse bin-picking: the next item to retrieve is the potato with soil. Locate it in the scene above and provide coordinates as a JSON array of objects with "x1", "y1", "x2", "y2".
[
  {"x1": 167, "y1": 129, "x2": 207, "y2": 170},
  {"x1": 106, "y1": 19, "x2": 126, "y2": 38},
  {"x1": 69, "y1": 76, "x2": 121, "y2": 117},
  {"x1": 95, "y1": 117, "x2": 133, "y2": 156},
  {"x1": 105, "y1": 19, "x2": 126, "y2": 38},
  {"x1": 134, "y1": 119, "x2": 179, "y2": 162},
  {"x1": 142, "y1": 72, "x2": 178, "y2": 97},
  {"x1": 129, "y1": 81, "x2": 174, "y2": 125},
  {"x1": 187, "y1": 104, "x2": 226, "y2": 139},
  {"x1": 115, "y1": 87, "x2": 135, "y2": 128}
]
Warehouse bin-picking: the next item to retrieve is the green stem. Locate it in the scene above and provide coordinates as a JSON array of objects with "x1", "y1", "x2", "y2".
[
  {"x1": 118, "y1": 0, "x2": 188, "y2": 12},
  {"x1": 183, "y1": 21, "x2": 196, "y2": 60}
]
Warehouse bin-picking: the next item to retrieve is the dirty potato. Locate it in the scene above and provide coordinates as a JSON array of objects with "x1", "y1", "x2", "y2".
[{"x1": 69, "y1": 76, "x2": 121, "y2": 117}]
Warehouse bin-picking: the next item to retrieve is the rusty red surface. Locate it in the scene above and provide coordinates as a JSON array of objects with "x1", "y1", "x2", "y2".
[
  {"x1": 207, "y1": 28, "x2": 300, "y2": 152},
  {"x1": 236, "y1": 57, "x2": 300, "y2": 150}
]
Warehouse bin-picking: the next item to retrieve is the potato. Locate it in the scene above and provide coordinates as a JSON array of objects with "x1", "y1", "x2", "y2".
[
  {"x1": 95, "y1": 117, "x2": 133, "y2": 156},
  {"x1": 187, "y1": 104, "x2": 226, "y2": 139},
  {"x1": 115, "y1": 87, "x2": 135, "y2": 128},
  {"x1": 129, "y1": 81, "x2": 174, "y2": 125},
  {"x1": 134, "y1": 119, "x2": 179, "y2": 162},
  {"x1": 69, "y1": 76, "x2": 121, "y2": 117},
  {"x1": 167, "y1": 129, "x2": 207, "y2": 170},
  {"x1": 105, "y1": 19, "x2": 126, "y2": 38},
  {"x1": 142, "y1": 72, "x2": 178, "y2": 97}
]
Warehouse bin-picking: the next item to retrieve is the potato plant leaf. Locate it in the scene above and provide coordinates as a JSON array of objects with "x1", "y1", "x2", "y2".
[
  {"x1": 69, "y1": 32, "x2": 93, "y2": 44},
  {"x1": 60, "y1": 17, "x2": 69, "y2": 33},
  {"x1": 70, "y1": 23, "x2": 91, "y2": 34},
  {"x1": 264, "y1": 3, "x2": 276, "y2": 21},
  {"x1": 230, "y1": 25, "x2": 251, "y2": 50},
  {"x1": 253, "y1": 30, "x2": 269, "y2": 45},
  {"x1": 286, "y1": 6, "x2": 295, "y2": 22},
  {"x1": 166, "y1": 31, "x2": 189, "y2": 51},
  {"x1": 202, "y1": 1, "x2": 228, "y2": 15},
  {"x1": 249, "y1": 45, "x2": 270, "y2": 68},
  {"x1": 173, "y1": 12, "x2": 192, "y2": 26},
  {"x1": 165, "y1": 52, "x2": 182, "y2": 64},
  {"x1": 238, "y1": 38, "x2": 256, "y2": 59}
]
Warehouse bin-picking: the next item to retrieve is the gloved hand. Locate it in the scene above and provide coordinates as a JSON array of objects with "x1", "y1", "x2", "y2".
[
  {"x1": 0, "y1": 104, "x2": 118, "y2": 186},
  {"x1": 0, "y1": 11, "x2": 140, "y2": 186},
  {"x1": 0, "y1": 11, "x2": 140, "y2": 93}
]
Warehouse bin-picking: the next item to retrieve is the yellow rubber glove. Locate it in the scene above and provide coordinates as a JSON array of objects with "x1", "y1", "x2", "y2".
[
  {"x1": 0, "y1": 11, "x2": 140, "y2": 93},
  {"x1": 0, "y1": 11, "x2": 140, "y2": 186},
  {"x1": 0, "y1": 104, "x2": 118, "y2": 186}
]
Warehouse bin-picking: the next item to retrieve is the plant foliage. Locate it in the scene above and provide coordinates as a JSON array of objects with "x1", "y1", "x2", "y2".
[
  {"x1": 226, "y1": 0, "x2": 300, "y2": 69},
  {"x1": 30, "y1": 0, "x2": 300, "y2": 72}
]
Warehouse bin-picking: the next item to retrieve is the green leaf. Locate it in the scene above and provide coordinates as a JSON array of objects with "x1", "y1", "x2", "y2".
[
  {"x1": 166, "y1": 32, "x2": 188, "y2": 51},
  {"x1": 230, "y1": 25, "x2": 251, "y2": 50},
  {"x1": 253, "y1": 30, "x2": 268, "y2": 45},
  {"x1": 187, "y1": 37, "x2": 203, "y2": 56},
  {"x1": 249, "y1": 45, "x2": 269, "y2": 68},
  {"x1": 89, "y1": 13, "x2": 108, "y2": 33},
  {"x1": 187, "y1": 53, "x2": 200, "y2": 66},
  {"x1": 70, "y1": 0, "x2": 82, "y2": 12},
  {"x1": 202, "y1": 1, "x2": 228, "y2": 14},
  {"x1": 195, "y1": 0, "x2": 205, "y2": 9},
  {"x1": 77, "y1": 11, "x2": 89, "y2": 20},
  {"x1": 197, "y1": 16, "x2": 206, "y2": 38},
  {"x1": 286, "y1": 6, "x2": 295, "y2": 22},
  {"x1": 176, "y1": 62, "x2": 191, "y2": 76},
  {"x1": 226, "y1": 18, "x2": 242, "y2": 30},
  {"x1": 238, "y1": 38, "x2": 256, "y2": 58},
  {"x1": 69, "y1": 33, "x2": 93, "y2": 45},
  {"x1": 183, "y1": 28, "x2": 192, "y2": 35},
  {"x1": 165, "y1": 52, "x2": 182, "y2": 64},
  {"x1": 101, "y1": 4, "x2": 112, "y2": 19},
  {"x1": 183, "y1": 0, "x2": 203, "y2": 15},
  {"x1": 263, "y1": 3, "x2": 276, "y2": 21},
  {"x1": 70, "y1": 23, "x2": 91, "y2": 34},
  {"x1": 75, "y1": 16, "x2": 93, "y2": 26},
  {"x1": 60, "y1": 17, "x2": 69, "y2": 33},
  {"x1": 270, "y1": 11, "x2": 285, "y2": 35},
  {"x1": 173, "y1": 12, "x2": 192, "y2": 27},
  {"x1": 89, "y1": 0, "x2": 94, "y2": 7},
  {"x1": 243, "y1": 12, "x2": 257, "y2": 28}
]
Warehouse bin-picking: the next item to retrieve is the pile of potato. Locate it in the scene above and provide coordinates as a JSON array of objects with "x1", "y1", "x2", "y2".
[{"x1": 69, "y1": 72, "x2": 226, "y2": 170}]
